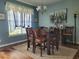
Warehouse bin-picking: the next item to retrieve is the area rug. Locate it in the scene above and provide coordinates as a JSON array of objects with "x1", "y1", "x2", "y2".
[
  {"x1": 13, "y1": 43, "x2": 78, "y2": 59},
  {"x1": 0, "y1": 48, "x2": 33, "y2": 59}
]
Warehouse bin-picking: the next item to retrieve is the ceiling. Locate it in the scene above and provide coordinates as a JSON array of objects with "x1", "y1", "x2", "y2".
[{"x1": 17, "y1": 0, "x2": 63, "y2": 6}]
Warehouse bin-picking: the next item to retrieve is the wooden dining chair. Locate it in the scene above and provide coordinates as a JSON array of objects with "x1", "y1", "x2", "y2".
[
  {"x1": 47, "y1": 27, "x2": 60, "y2": 55},
  {"x1": 26, "y1": 27, "x2": 47, "y2": 56},
  {"x1": 26, "y1": 27, "x2": 34, "y2": 51},
  {"x1": 54, "y1": 28, "x2": 60, "y2": 51},
  {"x1": 39, "y1": 27, "x2": 48, "y2": 50},
  {"x1": 33, "y1": 28, "x2": 47, "y2": 56}
]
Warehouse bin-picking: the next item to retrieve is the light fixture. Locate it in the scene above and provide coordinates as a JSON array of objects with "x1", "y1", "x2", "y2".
[
  {"x1": 74, "y1": 11, "x2": 79, "y2": 45},
  {"x1": 36, "y1": 5, "x2": 47, "y2": 14}
]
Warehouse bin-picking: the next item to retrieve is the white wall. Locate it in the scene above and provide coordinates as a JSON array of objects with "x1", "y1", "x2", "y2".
[{"x1": 39, "y1": 0, "x2": 79, "y2": 44}]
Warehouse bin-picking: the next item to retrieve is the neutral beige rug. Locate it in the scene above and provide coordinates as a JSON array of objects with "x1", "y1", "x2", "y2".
[{"x1": 13, "y1": 43, "x2": 77, "y2": 59}]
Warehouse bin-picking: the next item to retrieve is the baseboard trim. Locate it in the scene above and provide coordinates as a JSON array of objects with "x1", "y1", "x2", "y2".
[{"x1": 0, "y1": 40, "x2": 27, "y2": 48}]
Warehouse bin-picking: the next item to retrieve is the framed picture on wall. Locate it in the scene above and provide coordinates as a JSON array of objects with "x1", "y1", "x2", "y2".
[
  {"x1": 0, "y1": 12, "x2": 5, "y2": 20},
  {"x1": 50, "y1": 8, "x2": 68, "y2": 23}
]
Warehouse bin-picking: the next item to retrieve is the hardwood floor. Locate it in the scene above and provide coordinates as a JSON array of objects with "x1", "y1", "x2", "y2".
[
  {"x1": 73, "y1": 50, "x2": 79, "y2": 59},
  {"x1": 12, "y1": 43, "x2": 77, "y2": 59},
  {"x1": 0, "y1": 47, "x2": 33, "y2": 59},
  {"x1": 0, "y1": 42, "x2": 78, "y2": 59}
]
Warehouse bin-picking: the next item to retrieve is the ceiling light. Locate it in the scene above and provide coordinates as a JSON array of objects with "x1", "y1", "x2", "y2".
[{"x1": 36, "y1": 5, "x2": 47, "y2": 14}]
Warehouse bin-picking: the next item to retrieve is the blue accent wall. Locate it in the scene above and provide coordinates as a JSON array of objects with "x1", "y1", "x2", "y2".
[
  {"x1": 32, "y1": 8, "x2": 39, "y2": 29},
  {"x1": 39, "y1": 0, "x2": 79, "y2": 44},
  {"x1": 0, "y1": 0, "x2": 38, "y2": 46},
  {"x1": 0, "y1": 0, "x2": 9, "y2": 45}
]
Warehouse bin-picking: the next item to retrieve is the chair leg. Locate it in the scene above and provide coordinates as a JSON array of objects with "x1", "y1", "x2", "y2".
[
  {"x1": 56, "y1": 42, "x2": 59, "y2": 51},
  {"x1": 47, "y1": 43, "x2": 51, "y2": 55},
  {"x1": 32, "y1": 39, "x2": 36, "y2": 53},
  {"x1": 43, "y1": 42, "x2": 46, "y2": 51},
  {"x1": 52, "y1": 44, "x2": 54, "y2": 54},
  {"x1": 40, "y1": 44, "x2": 42, "y2": 57},
  {"x1": 33, "y1": 44, "x2": 36, "y2": 53},
  {"x1": 27, "y1": 40, "x2": 30, "y2": 50}
]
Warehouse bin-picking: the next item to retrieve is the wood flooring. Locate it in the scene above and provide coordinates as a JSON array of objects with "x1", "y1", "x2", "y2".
[
  {"x1": 0, "y1": 47, "x2": 33, "y2": 59},
  {"x1": 0, "y1": 42, "x2": 78, "y2": 59}
]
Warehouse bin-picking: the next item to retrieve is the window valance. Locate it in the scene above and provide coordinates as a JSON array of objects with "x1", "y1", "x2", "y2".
[{"x1": 5, "y1": 2, "x2": 33, "y2": 14}]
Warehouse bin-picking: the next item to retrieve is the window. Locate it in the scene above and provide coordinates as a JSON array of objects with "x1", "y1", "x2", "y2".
[{"x1": 6, "y1": 2, "x2": 33, "y2": 36}]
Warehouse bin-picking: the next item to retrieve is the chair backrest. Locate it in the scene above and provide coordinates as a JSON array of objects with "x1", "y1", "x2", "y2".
[
  {"x1": 48, "y1": 27, "x2": 60, "y2": 44},
  {"x1": 26, "y1": 27, "x2": 34, "y2": 40},
  {"x1": 33, "y1": 28, "x2": 43, "y2": 39},
  {"x1": 49, "y1": 27, "x2": 56, "y2": 37},
  {"x1": 41, "y1": 27, "x2": 48, "y2": 36},
  {"x1": 33, "y1": 28, "x2": 46, "y2": 42},
  {"x1": 33, "y1": 29, "x2": 38, "y2": 38}
]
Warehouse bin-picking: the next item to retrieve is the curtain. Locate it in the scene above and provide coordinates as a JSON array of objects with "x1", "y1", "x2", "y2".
[
  {"x1": 6, "y1": 1, "x2": 34, "y2": 36},
  {"x1": 6, "y1": 2, "x2": 33, "y2": 14},
  {"x1": 24, "y1": 13, "x2": 32, "y2": 27},
  {"x1": 6, "y1": 1, "x2": 33, "y2": 28},
  {"x1": 7, "y1": 10, "x2": 15, "y2": 32}
]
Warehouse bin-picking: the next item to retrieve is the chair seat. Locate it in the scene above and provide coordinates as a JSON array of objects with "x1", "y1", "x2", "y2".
[{"x1": 35, "y1": 37, "x2": 45, "y2": 44}]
